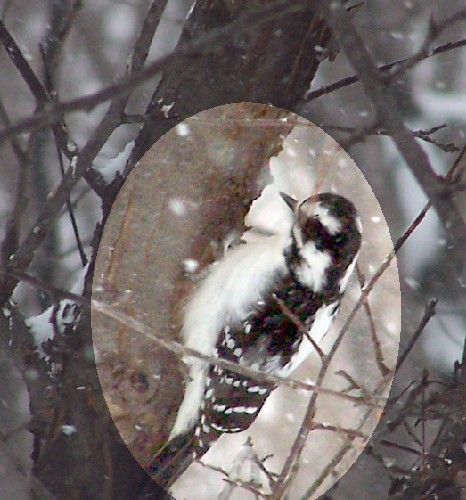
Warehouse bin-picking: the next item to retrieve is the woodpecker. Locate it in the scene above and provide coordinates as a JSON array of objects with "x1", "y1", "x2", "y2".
[{"x1": 147, "y1": 192, "x2": 362, "y2": 489}]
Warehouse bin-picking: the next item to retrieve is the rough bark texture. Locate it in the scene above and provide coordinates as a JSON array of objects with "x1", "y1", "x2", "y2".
[
  {"x1": 93, "y1": 103, "x2": 296, "y2": 489},
  {"x1": 129, "y1": 0, "x2": 330, "y2": 166},
  {"x1": 21, "y1": 2, "x2": 333, "y2": 498}
]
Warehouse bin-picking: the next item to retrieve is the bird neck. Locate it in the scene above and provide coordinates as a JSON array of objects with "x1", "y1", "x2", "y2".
[{"x1": 284, "y1": 241, "x2": 342, "y2": 303}]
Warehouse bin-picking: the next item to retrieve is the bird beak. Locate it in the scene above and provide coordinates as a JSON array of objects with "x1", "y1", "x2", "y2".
[{"x1": 280, "y1": 192, "x2": 299, "y2": 212}]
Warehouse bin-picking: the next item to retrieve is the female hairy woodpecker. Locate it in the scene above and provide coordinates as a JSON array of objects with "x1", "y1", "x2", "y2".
[{"x1": 147, "y1": 192, "x2": 362, "y2": 489}]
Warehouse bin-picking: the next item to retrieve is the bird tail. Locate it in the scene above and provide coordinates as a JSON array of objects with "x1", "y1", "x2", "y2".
[{"x1": 146, "y1": 428, "x2": 196, "y2": 490}]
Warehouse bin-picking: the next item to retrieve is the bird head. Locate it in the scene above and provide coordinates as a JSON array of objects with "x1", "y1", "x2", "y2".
[{"x1": 281, "y1": 192, "x2": 362, "y2": 293}]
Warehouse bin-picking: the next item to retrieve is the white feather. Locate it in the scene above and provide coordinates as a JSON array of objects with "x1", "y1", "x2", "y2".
[
  {"x1": 170, "y1": 235, "x2": 290, "y2": 437},
  {"x1": 313, "y1": 202, "x2": 342, "y2": 234},
  {"x1": 295, "y1": 241, "x2": 332, "y2": 291},
  {"x1": 339, "y1": 252, "x2": 359, "y2": 293},
  {"x1": 355, "y1": 215, "x2": 363, "y2": 234}
]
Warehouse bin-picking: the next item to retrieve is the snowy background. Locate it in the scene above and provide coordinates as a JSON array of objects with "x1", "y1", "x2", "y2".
[{"x1": 0, "y1": 0, "x2": 465, "y2": 498}]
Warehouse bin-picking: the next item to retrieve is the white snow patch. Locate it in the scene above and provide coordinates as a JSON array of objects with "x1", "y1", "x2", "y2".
[
  {"x1": 94, "y1": 141, "x2": 134, "y2": 184},
  {"x1": 61, "y1": 425, "x2": 77, "y2": 436},
  {"x1": 168, "y1": 198, "x2": 187, "y2": 216},
  {"x1": 183, "y1": 258, "x2": 199, "y2": 274},
  {"x1": 161, "y1": 102, "x2": 175, "y2": 118},
  {"x1": 244, "y1": 185, "x2": 294, "y2": 238},
  {"x1": 25, "y1": 264, "x2": 89, "y2": 357},
  {"x1": 176, "y1": 123, "x2": 191, "y2": 136},
  {"x1": 405, "y1": 276, "x2": 421, "y2": 290}
]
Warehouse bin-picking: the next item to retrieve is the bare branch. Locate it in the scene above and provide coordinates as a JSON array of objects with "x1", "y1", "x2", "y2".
[
  {"x1": 272, "y1": 177, "x2": 437, "y2": 496},
  {"x1": 92, "y1": 298, "x2": 383, "y2": 408},
  {"x1": 0, "y1": 0, "x2": 169, "y2": 302},
  {"x1": 83, "y1": 0, "x2": 168, "y2": 195},
  {"x1": 0, "y1": 18, "x2": 49, "y2": 103},
  {"x1": 0, "y1": 1, "x2": 317, "y2": 143},
  {"x1": 318, "y1": 3, "x2": 466, "y2": 271},
  {"x1": 0, "y1": 15, "x2": 76, "y2": 159},
  {"x1": 380, "y1": 439, "x2": 449, "y2": 464},
  {"x1": 388, "y1": 9, "x2": 466, "y2": 78},
  {"x1": 129, "y1": 1, "x2": 167, "y2": 74},
  {"x1": 51, "y1": 135, "x2": 87, "y2": 266},
  {"x1": 40, "y1": 0, "x2": 83, "y2": 90},
  {"x1": 321, "y1": 123, "x2": 459, "y2": 153},
  {"x1": 301, "y1": 375, "x2": 394, "y2": 499},
  {"x1": 357, "y1": 265, "x2": 390, "y2": 376},
  {"x1": 0, "y1": 100, "x2": 29, "y2": 267},
  {"x1": 308, "y1": 421, "x2": 368, "y2": 440},
  {"x1": 306, "y1": 35, "x2": 466, "y2": 101},
  {"x1": 395, "y1": 299, "x2": 438, "y2": 372}
]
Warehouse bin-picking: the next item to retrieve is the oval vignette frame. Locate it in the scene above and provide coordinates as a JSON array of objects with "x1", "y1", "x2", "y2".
[{"x1": 91, "y1": 102, "x2": 401, "y2": 498}]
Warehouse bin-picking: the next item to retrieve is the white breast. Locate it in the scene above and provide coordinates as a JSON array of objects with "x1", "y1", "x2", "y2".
[{"x1": 279, "y1": 300, "x2": 338, "y2": 377}]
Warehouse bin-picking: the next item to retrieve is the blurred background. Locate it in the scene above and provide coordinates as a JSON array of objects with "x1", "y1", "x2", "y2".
[{"x1": 0, "y1": 0, "x2": 465, "y2": 498}]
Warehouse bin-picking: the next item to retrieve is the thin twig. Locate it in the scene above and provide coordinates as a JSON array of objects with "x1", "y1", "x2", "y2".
[
  {"x1": 51, "y1": 135, "x2": 87, "y2": 266},
  {"x1": 39, "y1": 5, "x2": 86, "y2": 266},
  {"x1": 384, "y1": 378, "x2": 437, "y2": 434},
  {"x1": 308, "y1": 421, "x2": 368, "y2": 440},
  {"x1": 273, "y1": 294, "x2": 325, "y2": 359},
  {"x1": 217, "y1": 439, "x2": 268, "y2": 500},
  {"x1": 306, "y1": 36, "x2": 466, "y2": 101},
  {"x1": 356, "y1": 264, "x2": 390, "y2": 376},
  {"x1": 0, "y1": 98, "x2": 28, "y2": 165},
  {"x1": 336, "y1": 369, "x2": 374, "y2": 402},
  {"x1": 395, "y1": 299, "x2": 438, "y2": 372},
  {"x1": 321, "y1": 123, "x2": 459, "y2": 153},
  {"x1": 41, "y1": 0, "x2": 82, "y2": 91},
  {"x1": 447, "y1": 144, "x2": 466, "y2": 183},
  {"x1": 379, "y1": 439, "x2": 449, "y2": 464},
  {"x1": 0, "y1": 16, "x2": 75, "y2": 158},
  {"x1": 83, "y1": 0, "x2": 169, "y2": 194},
  {"x1": 421, "y1": 371, "x2": 427, "y2": 472},
  {"x1": 0, "y1": 0, "x2": 168, "y2": 302},
  {"x1": 301, "y1": 374, "x2": 394, "y2": 499},
  {"x1": 0, "y1": 99, "x2": 29, "y2": 267},
  {"x1": 91, "y1": 298, "x2": 383, "y2": 407},
  {"x1": 319, "y1": 2, "x2": 466, "y2": 270},
  {"x1": 272, "y1": 183, "x2": 434, "y2": 497},
  {"x1": 0, "y1": 19, "x2": 49, "y2": 103},
  {"x1": 388, "y1": 9, "x2": 466, "y2": 78},
  {"x1": 403, "y1": 420, "x2": 423, "y2": 449},
  {"x1": 201, "y1": 461, "x2": 269, "y2": 499},
  {"x1": 0, "y1": 266, "x2": 383, "y2": 407},
  {"x1": 0, "y1": 1, "x2": 318, "y2": 143},
  {"x1": 2, "y1": 269, "x2": 91, "y2": 306}
]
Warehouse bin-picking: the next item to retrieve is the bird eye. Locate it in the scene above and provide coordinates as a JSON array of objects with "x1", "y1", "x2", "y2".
[
  {"x1": 314, "y1": 236, "x2": 324, "y2": 251},
  {"x1": 334, "y1": 233, "x2": 347, "y2": 245}
]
